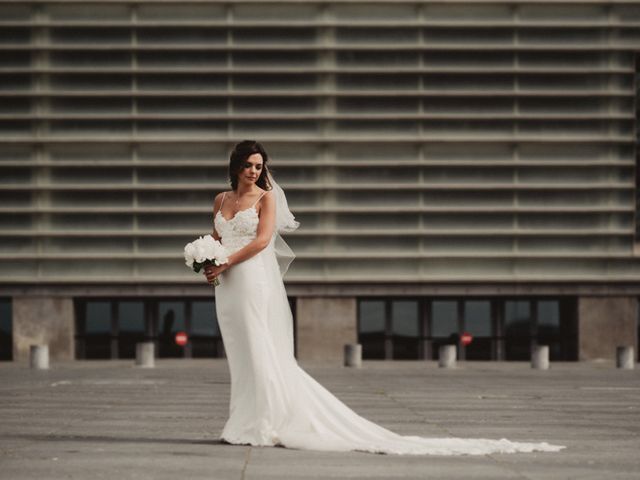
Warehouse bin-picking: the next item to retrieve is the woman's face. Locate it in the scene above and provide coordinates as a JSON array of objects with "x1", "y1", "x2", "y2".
[{"x1": 237, "y1": 153, "x2": 263, "y2": 187}]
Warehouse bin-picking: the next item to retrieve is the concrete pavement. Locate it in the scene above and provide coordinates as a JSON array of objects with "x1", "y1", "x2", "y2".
[{"x1": 1, "y1": 359, "x2": 639, "y2": 479}]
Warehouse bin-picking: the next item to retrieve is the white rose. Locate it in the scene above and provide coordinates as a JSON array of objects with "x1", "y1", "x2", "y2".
[
  {"x1": 183, "y1": 241, "x2": 197, "y2": 267},
  {"x1": 192, "y1": 236, "x2": 208, "y2": 263},
  {"x1": 184, "y1": 235, "x2": 228, "y2": 271}
]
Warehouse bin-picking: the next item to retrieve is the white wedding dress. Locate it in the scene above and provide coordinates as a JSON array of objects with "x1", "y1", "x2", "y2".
[{"x1": 213, "y1": 190, "x2": 565, "y2": 456}]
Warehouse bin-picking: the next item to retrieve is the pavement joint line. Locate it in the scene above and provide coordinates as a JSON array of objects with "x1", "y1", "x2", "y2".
[
  {"x1": 579, "y1": 386, "x2": 640, "y2": 391},
  {"x1": 0, "y1": 388, "x2": 115, "y2": 456},
  {"x1": 346, "y1": 368, "x2": 451, "y2": 437},
  {"x1": 240, "y1": 446, "x2": 251, "y2": 480},
  {"x1": 486, "y1": 453, "x2": 535, "y2": 480}
]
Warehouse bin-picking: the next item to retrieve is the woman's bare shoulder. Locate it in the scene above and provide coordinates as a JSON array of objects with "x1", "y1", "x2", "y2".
[
  {"x1": 259, "y1": 188, "x2": 274, "y2": 200},
  {"x1": 213, "y1": 190, "x2": 231, "y2": 208},
  {"x1": 215, "y1": 190, "x2": 232, "y2": 199},
  {"x1": 255, "y1": 189, "x2": 274, "y2": 214}
]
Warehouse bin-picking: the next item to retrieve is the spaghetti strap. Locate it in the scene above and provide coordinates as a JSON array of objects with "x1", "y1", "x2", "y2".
[
  {"x1": 220, "y1": 192, "x2": 226, "y2": 208},
  {"x1": 251, "y1": 190, "x2": 267, "y2": 208}
]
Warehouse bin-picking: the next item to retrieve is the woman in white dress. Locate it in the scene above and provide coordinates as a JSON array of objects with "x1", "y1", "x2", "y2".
[{"x1": 203, "y1": 140, "x2": 565, "y2": 456}]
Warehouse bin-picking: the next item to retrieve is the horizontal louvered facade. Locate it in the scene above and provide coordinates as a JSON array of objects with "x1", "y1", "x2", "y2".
[
  {"x1": 0, "y1": 1, "x2": 639, "y2": 363},
  {"x1": 1, "y1": 0, "x2": 640, "y2": 289}
]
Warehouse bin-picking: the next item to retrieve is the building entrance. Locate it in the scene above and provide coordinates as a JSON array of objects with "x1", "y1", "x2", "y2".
[
  {"x1": 358, "y1": 297, "x2": 578, "y2": 361},
  {"x1": 75, "y1": 296, "x2": 297, "y2": 360},
  {"x1": 0, "y1": 298, "x2": 11, "y2": 361},
  {"x1": 75, "y1": 298, "x2": 223, "y2": 359}
]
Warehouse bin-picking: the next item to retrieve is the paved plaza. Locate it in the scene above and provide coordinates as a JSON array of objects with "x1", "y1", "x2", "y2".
[{"x1": 0, "y1": 358, "x2": 639, "y2": 479}]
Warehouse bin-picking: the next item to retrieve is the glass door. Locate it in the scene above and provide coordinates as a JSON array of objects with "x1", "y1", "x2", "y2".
[
  {"x1": 0, "y1": 299, "x2": 12, "y2": 361},
  {"x1": 429, "y1": 300, "x2": 459, "y2": 360},
  {"x1": 190, "y1": 300, "x2": 221, "y2": 358},
  {"x1": 503, "y1": 300, "x2": 532, "y2": 360},
  {"x1": 80, "y1": 301, "x2": 113, "y2": 359},
  {"x1": 390, "y1": 300, "x2": 420, "y2": 359},
  {"x1": 463, "y1": 300, "x2": 494, "y2": 360},
  {"x1": 156, "y1": 301, "x2": 186, "y2": 358},
  {"x1": 358, "y1": 300, "x2": 386, "y2": 359},
  {"x1": 117, "y1": 301, "x2": 146, "y2": 359}
]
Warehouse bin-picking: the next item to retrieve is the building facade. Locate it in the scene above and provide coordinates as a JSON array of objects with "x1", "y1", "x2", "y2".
[{"x1": 1, "y1": 0, "x2": 640, "y2": 363}]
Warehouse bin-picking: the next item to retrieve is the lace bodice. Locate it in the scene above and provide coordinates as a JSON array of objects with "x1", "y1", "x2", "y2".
[
  {"x1": 214, "y1": 190, "x2": 267, "y2": 255},
  {"x1": 214, "y1": 207, "x2": 259, "y2": 255}
]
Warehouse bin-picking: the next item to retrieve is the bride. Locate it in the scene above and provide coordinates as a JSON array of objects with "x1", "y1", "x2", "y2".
[{"x1": 203, "y1": 140, "x2": 565, "y2": 455}]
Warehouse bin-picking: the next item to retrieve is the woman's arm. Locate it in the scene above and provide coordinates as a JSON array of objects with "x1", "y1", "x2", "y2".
[
  {"x1": 204, "y1": 190, "x2": 276, "y2": 282},
  {"x1": 226, "y1": 190, "x2": 276, "y2": 267},
  {"x1": 211, "y1": 192, "x2": 223, "y2": 242}
]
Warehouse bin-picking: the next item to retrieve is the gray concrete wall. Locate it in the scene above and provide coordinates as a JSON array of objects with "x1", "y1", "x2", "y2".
[
  {"x1": 578, "y1": 296, "x2": 637, "y2": 361},
  {"x1": 295, "y1": 297, "x2": 357, "y2": 364},
  {"x1": 12, "y1": 296, "x2": 75, "y2": 362}
]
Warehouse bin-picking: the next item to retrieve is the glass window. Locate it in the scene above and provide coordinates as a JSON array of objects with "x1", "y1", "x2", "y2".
[
  {"x1": 83, "y1": 301, "x2": 112, "y2": 359},
  {"x1": 158, "y1": 301, "x2": 185, "y2": 334},
  {"x1": 359, "y1": 300, "x2": 385, "y2": 333},
  {"x1": 430, "y1": 300, "x2": 459, "y2": 360},
  {"x1": 117, "y1": 301, "x2": 145, "y2": 359},
  {"x1": 391, "y1": 300, "x2": 419, "y2": 336},
  {"x1": 504, "y1": 301, "x2": 531, "y2": 361},
  {"x1": 391, "y1": 300, "x2": 419, "y2": 359},
  {"x1": 118, "y1": 301, "x2": 145, "y2": 332},
  {"x1": 157, "y1": 301, "x2": 186, "y2": 358},
  {"x1": 358, "y1": 300, "x2": 385, "y2": 359},
  {"x1": 86, "y1": 301, "x2": 111, "y2": 334},
  {"x1": 464, "y1": 301, "x2": 491, "y2": 336},
  {"x1": 191, "y1": 300, "x2": 218, "y2": 358},
  {"x1": 191, "y1": 300, "x2": 218, "y2": 336},
  {"x1": 538, "y1": 300, "x2": 560, "y2": 329},
  {"x1": 431, "y1": 301, "x2": 458, "y2": 337},
  {"x1": 464, "y1": 300, "x2": 493, "y2": 360},
  {"x1": 0, "y1": 299, "x2": 12, "y2": 361},
  {"x1": 537, "y1": 300, "x2": 561, "y2": 359}
]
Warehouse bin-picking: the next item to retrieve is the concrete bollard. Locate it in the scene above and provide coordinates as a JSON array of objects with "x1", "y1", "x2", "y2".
[
  {"x1": 439, "y1": 344, "x2": 456, "y2": 368},
  {"x1": 531, "y1": 345, "x2": 549, "y2": 370},
  {"x1": 30, "y1": 345, "x2": 49, "y2": 370},
  {"x1": 344, "y1": 343, "x2": 362, "y2": 368},
  {"x1": 135, "y1": 342, "x2": 155, "y2": 368},
  {"x1": 616, "y1": 346, "x2": 635, "y2": 370}
]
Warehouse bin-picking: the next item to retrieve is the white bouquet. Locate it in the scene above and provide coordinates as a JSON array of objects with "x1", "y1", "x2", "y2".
[{"x1": 184, "y1": 234, "x2": 229, "y2": 287}]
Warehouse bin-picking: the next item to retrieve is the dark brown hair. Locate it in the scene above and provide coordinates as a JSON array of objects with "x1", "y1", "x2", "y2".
[{"x1": 228, "y1": 140, "x2": 273, "y2": 191}]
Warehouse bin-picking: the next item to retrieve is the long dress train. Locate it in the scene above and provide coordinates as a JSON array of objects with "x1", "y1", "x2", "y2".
[{"x1": 213, "y1": 193, "x2": 565, "y2": 456}]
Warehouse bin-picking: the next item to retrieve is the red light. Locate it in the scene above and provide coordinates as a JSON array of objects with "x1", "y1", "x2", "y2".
[
  {"x1": 175, "y1": 331, "x2": 188, "y2": 346},
  {"x1": 461, "y1": 332, "x2": 473, "y2": 346}
]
